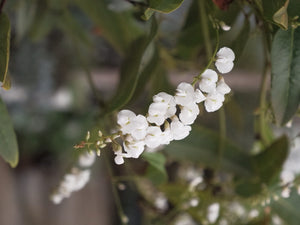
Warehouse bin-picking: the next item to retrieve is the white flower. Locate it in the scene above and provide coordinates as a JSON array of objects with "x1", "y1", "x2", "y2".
[
  {"x1": 114, "y1": 150, "x2": 125, "y2": 165},
  {"x1": 170, "y1": 116, "x2": 191, "y2": 140},
  {"x1": 145, "y1": 126, "x2": 163, "y2": 148},
  {"x1": 123, "y1": 136, "x2": 145, "y2": 158},
  {"x1": 175, "y1": 82, "x2": 198, "y2": 106},
  {"x1": 216, "y1": 78, "x2": 231, "y2": 94},
  {"x1": 130, "y1": 115, "x2": 148, "y2": 140},
  {"x1": 199, "y1": 69, "x2": 218, "y2": 93},
  {"x1": 204, "y1": 91, "x2": 225, "y2": 112},
  {"x1": 51, "y1": 168, "x2": 91, "y2": 204},
  {"x1": 153, "y1": 92, "x2": 176, "y2": 117},
  {"x1": 179, "y1": 103, "x2": 199, "y2": 125},
  {"x1": 117, "y1": 110, "x2": 148, "y2": 140},
  {"x1": 79, "y1": 151, "x2": 96, "y2": 167},
  {"x1": 215, "y1": 47, "x2": 235, "y2": 74},
  {"x1": 160, "y1": 127, "x2": 173, "y2": 145},
  {"x1": 207, "y1": 203, "x2": 220, "y2": 223},
  {"x1": 147, "y1": 102, "x2": 168, "y2": 125},
  {"x1": 219, "y1": 21, "x2": 231, "y2": 31}
]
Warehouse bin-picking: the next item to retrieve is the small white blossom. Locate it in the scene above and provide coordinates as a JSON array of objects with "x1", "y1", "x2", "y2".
[
  {"x1": 219, "y1": 21, "x2": 231, "y2": 31},
  {"x1": 207, "y1": 203, "x2": 220, "y2": 224},
  {"x1": 51, "y1": 168, "x2": 91, "y2": 204},
  {"x1": 215, "y1": 47, "x2": 235, "y2": 74},
  {"x1": 117, "y1": 110, "x2": 148, "y2": 140},
  {"x1": 147, "y1": 102, "x2": 168, "y2": 125},
  {"x1": 153, "y1": 92, "x2": 176, "y2": 117},
  {"x1": 123, "y1": 136, "x2": 145, "y2": 158},
  {"x1": 175, "y1": 82, "x2": 199, "y2": 106},
  {"x1": 114, "y1": 149, "x2": 125, "y2": 165},
  {"x1": 170, "y1": 116, "x2": 191, "y2": 140},
  {"x1": 204, "y1": 91, "x2": 225, "y2": 112},
  {"x1": 199, "y1": 69, "x2": 218, "y2": 93},
  {"x1": 145, "y1": 126, "x2": 163, "y2": 149},
  {"x1": 281, "y1": 187, "x2": 291, "y2": 198},
  {"x1": 216, "y1": 78, "x2": 231, "y2": 94},
  {"x1": 194, "y1": 89, "x2": 206, "y2": 103},
  {"x1": 179, "y1": 103, "x2": 199, "y2": 125},
  {"x1": 160, "y1": 126, "x2": 173, "y2": 145},
  {"x1": 79, "y1": 151, "x2": 96, "y2": 167}
]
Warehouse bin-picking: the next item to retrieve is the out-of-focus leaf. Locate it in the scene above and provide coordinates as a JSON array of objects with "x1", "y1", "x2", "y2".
[
  {"x1": 74, "y1": 0, "x2": 143, "y2": 54},
  {"x1": 273, "y1": 0, "x2": 289, "y2": 30},
  {"x1": 272, "y1": 190, "x2": 300, "y2": 225},
  {"x1": 263, "y1": 0, "x2": 300, "y2": 22},
  {"x1": 0, "y1": 97, "x2": 19, "y2": 167},
  {"x1": 253, "y1": 136, "x2": 288, "y2": 184},
  {"x1": 159, "y1": 183, "x2": 187, "y2": 205},
  {"x1": 29, "y1": 11, "x2": 55, "y2": 41},
  {"x1": 164, "y1": 126, "x2": 253, "y2": 177},
  {"x1": 271, "y1": 27, "x2": 300, "y2": 125},
  {"x1": 231, "y1": 17, "x2": 250, "y2": 60},
  {"x1": 235, "y1": 180, "x2": 262, "y2": 197},
  {"x1": 0, "y1": 13, "x2": 11, "y2": 90},
  {"x1": 104, "y1": 19, "x2": 158, "y2": 114},
  {"x1": 130, "y1": 45, "x2": 160, "y2": 103},
  {"x1": 142, "y1": 152, "x2": 168, "y2": 185},
  {"x1": 147, "y1": 0, "x2": 184, "y2": 13}
]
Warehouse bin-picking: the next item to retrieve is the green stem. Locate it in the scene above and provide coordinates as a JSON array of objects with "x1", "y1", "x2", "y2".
[
  {"x1": 191, "y1": 30, "x2": 219, "y2": 86},
  {"x1": 199, "y1": 0, "x2": 212, "y2": 58},
  {"x1": 103, "y1": 153, "x2": 128, "y2": 225}
]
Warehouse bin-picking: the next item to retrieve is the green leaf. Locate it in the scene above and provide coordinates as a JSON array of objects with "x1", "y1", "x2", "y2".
[
  {"x1": 253, "y1": 136, "x2": 288, "y2": 184},
  {"x1": 231, "y1": 17, "x2": 251, "y2": 60},
  {"x1": 164, "y1": 126, "x2": 253, "y2": 177},
  {"x1": 0, "y1": 97, "x2": 19, "y2": 167},
  {"x1": 272, "y1": 190, "x2": 300, "y2": 225},
  {"x1": 273, "y1": 0, "x2": 290, "y2": 30},
  {"x1": 148, "y1": 0, "x2": 184, "y2": 13},
  {"x1": 0, "y1": 13, "x2": 11, "y2": 90},
  {"x1": 103, "y1": 19, "x2": 158, "y2": 114},
  {"x1": 74, "y1": 0, "x2": 143, "y2": 54},
  {"x1": 271, "y1": 27, "x2": 300, "y2": 125},
  {"x1": 142, "y1": 152, "x2": 168, "y2": 185}
]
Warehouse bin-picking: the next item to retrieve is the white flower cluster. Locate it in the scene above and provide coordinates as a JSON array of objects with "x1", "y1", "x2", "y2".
[
  {"x1": 113, "y1": 47, "x2": 234, "y2": 164},
  {"x1": 51, "y1": 152, "x2": 96, "y2": 204}
]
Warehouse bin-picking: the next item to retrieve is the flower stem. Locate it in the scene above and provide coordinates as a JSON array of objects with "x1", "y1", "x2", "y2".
[
  {"x1": 192, "y1": 29, "x2": 219, "y2": 86},
  {"x1": 103, "y1": 153, "x2": 128, "y2": 225}
]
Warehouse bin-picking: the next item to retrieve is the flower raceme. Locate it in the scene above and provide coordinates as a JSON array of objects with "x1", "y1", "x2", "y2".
[
  {"x1": 74, "y1": 47, "x2": 234, "y2": 166},
  {"x1": 113, "y1": 48, "x2": 234, "y2": 164}
]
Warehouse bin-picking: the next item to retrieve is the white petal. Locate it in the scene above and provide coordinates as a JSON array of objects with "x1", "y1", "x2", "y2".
[
  {"x1": 215, "y1": 61, "x2": 234, "y2": 74},
  {"x1": 204, "y1": 91, "x2": 224, "y2": 112},
  {"x1": 194, "y1": 89, "x2": 206, "y2": 103},
  {"x1": 207, "y1": 203, "x2": 220, "y2": 223},
  {"x1": 199, "y1": 78, "x2": 217, "y2": 93},
  {"x1": 216, "y1": 78, "x2": 231, "y2": 94},
  {"x1": 147, "y1": 114, "x2": 165, "y2": 126},
  {"x1": 117, "y1": 110, "x2": 135, "y2": 126},
  {"x1": 201, "y1": 69, "x2": 218, "y2": 82},
  {"x1": 114, "y1": 155, "x2": 124, "y2": 165},
  {"x1": 170, "y1": 117, "x2": 192, "y2": 140},
  {"x1": 148, "y1": 102, "x2": 168, "y2": 115},
  {"x1": 145, "y1": 126, "x2": 163, "y2": 148},
  {"x1": 179, "y1": 103, "x2": 199, "y2": 125},
  {"x1": 124, "y1": 140, "x2": 145, "y2": 158},
  {"x1": 217, "y1": 47, "x2": 235, "y2": 61}
]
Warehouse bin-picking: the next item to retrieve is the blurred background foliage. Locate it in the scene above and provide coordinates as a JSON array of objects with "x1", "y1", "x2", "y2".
[{"x1": 0, "y1": 0, "x2": 300, "y2": 224}]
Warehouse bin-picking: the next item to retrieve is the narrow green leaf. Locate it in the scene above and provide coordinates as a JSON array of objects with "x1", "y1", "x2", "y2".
[
  {"x1": 164, "y1": 126, "x2": 253, "y2": 177},
  {"x1": 253, "y1": 136, "x2": 288, "y2": 184},
  {"x1": 104, "y1": 19, "x2": 158, "y2": 114},
  {"x1": 148, "y1": 0, "x2": 184, "y2": 13},
  {"x1": 0, "y1": 13, "x2": 11, "y2": 90},
  {"x1": 0, "y1": 97, "x2": 19, "y2": 167},
  {"x1": 74, "y1": 0, "x2": 143, "y2": 54},
  {"x1": 272, "y1": 190, "x2": 300, "y2": 225},
  {"x1": 142, "y1": 152, "x2": 168, "y2": 185},
  {"x1": 271, "y1": 27, "x2": 300, "y2": 125},
  {"x1": 273, "y1": 0, "x2": 289, "y2": 30},
  {"x1": 231, "y1": 17, "x2": 251, "y2": 60}
]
